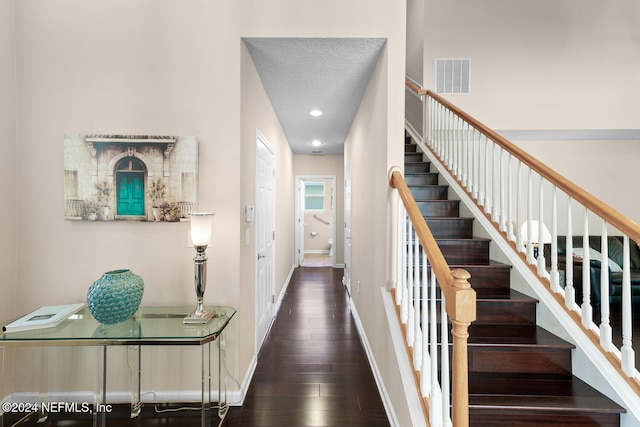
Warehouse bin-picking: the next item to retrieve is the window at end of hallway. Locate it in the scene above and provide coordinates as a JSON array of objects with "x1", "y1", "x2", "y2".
[{"x1": 304, "y1": 182, "x2": 325, "y2": 212}]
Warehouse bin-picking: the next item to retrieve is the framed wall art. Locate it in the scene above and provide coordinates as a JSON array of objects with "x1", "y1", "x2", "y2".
[{"x1": 63, "y1": 134, "x2": 198, "y2": 222}]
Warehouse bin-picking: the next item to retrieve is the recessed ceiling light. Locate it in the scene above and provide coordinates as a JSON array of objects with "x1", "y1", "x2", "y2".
[
  {"x1": 309, "y1": 109, "x2": 323, "y2": 117},
  {"x1": 311, "y1": 140, "x2": 322, "y2": 147}
]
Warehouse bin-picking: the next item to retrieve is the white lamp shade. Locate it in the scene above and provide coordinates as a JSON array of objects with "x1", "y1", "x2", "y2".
[
  {"x1": 190, "y1": 212, "x2": 214, "y2": 246},
  {"x1": 520, "y1": 220, "x2": 551, "y2": 244}
]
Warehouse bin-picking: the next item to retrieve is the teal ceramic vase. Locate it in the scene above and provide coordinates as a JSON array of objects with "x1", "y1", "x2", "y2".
[{"x1": 87, "y1": 269, "x2": 144, "y2": 325}]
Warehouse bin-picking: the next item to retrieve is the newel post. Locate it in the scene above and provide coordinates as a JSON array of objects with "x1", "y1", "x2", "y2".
[{"x1": 447, "y1": 268, "x2": 476, "y2": 427}]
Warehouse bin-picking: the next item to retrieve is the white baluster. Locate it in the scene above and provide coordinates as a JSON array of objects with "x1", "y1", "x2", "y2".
[
  {"x1": 526, "y1": 169, "x2": 534, "y2": 264},
  {"x1": 430, "y1": 269, "x2": 442, "y2": 427},
  {"x1": 565, "y1": 199, "x2": 576, "y2": 309},
  {"x1": 420, "y1": 252, "x2": 430, "y2": 397},
  {"x1": 516, "y1": 161, "x2": 524, "y2": 252},
  {"x1": 581, "y1": 208, "x2": 593, "y2": 327},
  {"x1": 537, "y1": 177, "x2": 548, "y2": 277},
  {"x1": 407, "y1": 226, "x2": 415, "y2": 344},
  {"x1": 441, "y1": 291, "x2": 452, "y2": 427},
  {"x1": 452, "y1": 113, "x2": 458, "y2": 178},
  {"x1": 400, "y1": 213, "x2": 409, "y2": 324},
  {"x1": 600, "y1": 223, "x2": 612, "y2": 351},
  {"x1": 492, "y1": 143, "x2": 500, "y2": 223},
  {"x1": 461, "y1": 120, "x2": 467, "y2": 187},
  {"x1": 621, "y1": 236, "x2": 635, "y2": 375},
  {"x1": 550, "y1": 186, "x2": 560, "y2": 292},
  {"x1": 484, "y1": 137, "x2": 492, "y2": 214},
  {"x1": 499, "y1": 147, "x2": 507, "y2": 232},
  {"x1": 477, "y1": 133, "x2": 485, "y2": 207},
  {"x1": 472, "y1": 129, "x2": 479, "y2": 200},
  {"x1": 395, "y1": 203, "x2": 404, "y2": 305},
  {"x1": 413, "y1": 234, "x2": 422, "y2": 370},
  {"x1": 507, "y1": 154, "x2": 515, "y2": 241}
]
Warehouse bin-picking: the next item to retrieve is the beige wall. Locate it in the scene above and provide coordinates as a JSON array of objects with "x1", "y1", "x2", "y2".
[
  {"x1": 240, "y1": 42, "x2": 295, "y2": 366},
  {"x1": 7, "y1": 0, "x2": 408, "y2": 417},
  {"x1": 423, "y1": 0, "x2": 640, "y2": 130},
  {"x1": 345, "y1": 41, "x2": 411, "y2": 425},
  {"x1": 0, "y1": 0, "x2": 17, "y2": 397},
  {"x1": 514, "y1": 139, "x2": 640, "y2": 225},
  {"x1": 293, "y1": 154, "x2": 345, "y2": 264}
]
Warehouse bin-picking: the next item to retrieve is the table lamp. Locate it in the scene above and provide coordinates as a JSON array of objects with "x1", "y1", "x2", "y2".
[{"x1": 184, "y1": 212, "x2": 215, "y2": 324}]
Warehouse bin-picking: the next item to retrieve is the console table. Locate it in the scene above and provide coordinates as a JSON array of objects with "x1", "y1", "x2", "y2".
[{"x1": 0, "y1": 305, "x2": 236, "y2": 427}]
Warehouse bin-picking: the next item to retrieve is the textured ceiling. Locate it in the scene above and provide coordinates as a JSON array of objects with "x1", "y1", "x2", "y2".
[{"x1": 244, "y1": 38, "x2": 386, "y2": 155}]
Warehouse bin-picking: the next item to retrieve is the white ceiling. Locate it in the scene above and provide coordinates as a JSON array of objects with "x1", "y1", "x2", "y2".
[{"x1": 244, "y1": 38, "x2": 386, "y2": 155}]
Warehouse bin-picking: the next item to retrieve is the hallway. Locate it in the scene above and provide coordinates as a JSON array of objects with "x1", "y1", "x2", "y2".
[{"x1": 226, "y1": 267, "x2": 390, "y2": 426}]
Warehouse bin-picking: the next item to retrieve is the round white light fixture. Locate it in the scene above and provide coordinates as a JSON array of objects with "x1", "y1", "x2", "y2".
[
  {"x1": 309, "y1": 109, "x2": 323, "y2": 117},
  {"x1": 311, "y1": 140, "x2": 323, "y2": 147}
]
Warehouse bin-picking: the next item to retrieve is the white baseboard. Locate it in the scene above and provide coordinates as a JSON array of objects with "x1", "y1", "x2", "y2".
[
  {"x1": 349, "y1": 294, "x2": 399, "y2": 427},
  {"x1": 7, "y1": 389, "x2": 245, "y2": 406}
]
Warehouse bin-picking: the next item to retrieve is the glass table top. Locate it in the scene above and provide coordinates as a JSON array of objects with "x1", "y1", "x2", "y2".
[{"x1": 0, "y1": 306, "x2": 236, "y2": 346}]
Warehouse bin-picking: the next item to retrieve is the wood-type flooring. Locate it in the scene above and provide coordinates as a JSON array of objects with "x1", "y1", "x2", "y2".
[{"x1": 225, "y1": 266, "x2": 390, "y2": 426}]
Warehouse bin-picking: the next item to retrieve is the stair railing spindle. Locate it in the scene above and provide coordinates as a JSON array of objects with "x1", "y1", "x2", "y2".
[
  {"x1": 565, "y1": 198, "x2": 576, "y2": 310},
  {"x1": 492, "y1": 143, "x2": 500, "y2": 223},
  {"x1": 499, "y1": 147, "x2": 507, "y2": 232},
  {"x1": 537, "y1": 176, "x2": 547, "y2": 277},
  {"x1": 414, "y1": 232, "x2": 422, "y2": 370},
  {"x1": 407, "y1": 225, "x2": 415, "y2": 345},
  {"x1": 581, "y1": 208, "x2": 593, "y2": 327},
  {"x1": 621, "y1": 236, "x2": 636, "y2": 375},
  {"x1": 396, "y1": 203, "x2": 405, "y2": 306},
  {"x1": 441, "y1": 289, "x2": 452, "y2": 427},
  {"x1": 420, "y1": 250, "x2": 430, "y2": 397},
  {"x1": 430, "y1": 268, "x2": 443, "y2": 427},
  {"x1": 484, "y1": 135, "x2": 492, "y2": 214},
  {"x1": 507, "y1": 153, "x2": 516, "y2": 242},
  {"x1": 401, "y1": 211, "x2": 409, "y2": 324},
  {"x1": 550, "y1": 186, "x2": 560, "y2": 292},
  {"x1": 526, "y1": 168, "x2": 534, "y2": 264},
  {"x1": 600, "y1": 221, "x2": 613, "y2": 351}
]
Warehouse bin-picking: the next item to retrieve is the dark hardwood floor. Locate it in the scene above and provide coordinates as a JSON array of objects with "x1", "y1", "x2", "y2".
[{"x1": 225, "y1": 266, "x2": 390, "y2": 426}]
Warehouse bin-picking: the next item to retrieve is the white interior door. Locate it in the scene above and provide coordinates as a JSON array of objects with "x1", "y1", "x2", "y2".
[
  {"x1": 344, "y1": 161, "x2": 352, "y2": 295},
  {"x1": 256, "y1": 132, "x2": 275, "y2": 351}
]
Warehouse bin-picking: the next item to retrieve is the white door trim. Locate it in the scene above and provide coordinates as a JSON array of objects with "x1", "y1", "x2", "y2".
[{"x1": 295, "y1": 175, "x2": 337, "y2": 267}]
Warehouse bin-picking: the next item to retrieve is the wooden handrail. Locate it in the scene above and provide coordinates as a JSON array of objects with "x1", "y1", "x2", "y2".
[
  {"x1": 405, "y1": 78, "x2": 640, "y2": 244},
  {"x1": 389, "y1": 169, "x2": 476, "y2": 427}
]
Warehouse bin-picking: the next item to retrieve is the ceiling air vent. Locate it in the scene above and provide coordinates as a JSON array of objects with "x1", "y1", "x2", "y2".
[
  {"x1": 311, "y1": 150, "x2": 323, "y2": 155},
  {"x1": 435, "y1": 58, "x2": 470, "y2": 94}
]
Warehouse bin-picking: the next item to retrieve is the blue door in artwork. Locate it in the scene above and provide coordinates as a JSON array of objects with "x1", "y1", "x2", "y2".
[{"x1": 117, "y1": 172, "x2": 145, "y2": 216}]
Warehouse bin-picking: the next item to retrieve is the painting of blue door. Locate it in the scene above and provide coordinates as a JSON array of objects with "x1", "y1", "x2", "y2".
[
  {"x1": 117, "y1": 173, "x2": 145, "y2": 216},
  {"x1": 115, "y1": 157, "x2": 146, "y2": 217}
]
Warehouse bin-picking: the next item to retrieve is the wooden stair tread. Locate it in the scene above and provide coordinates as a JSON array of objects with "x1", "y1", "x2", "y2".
[
  {"x1": 468, "y1": 374, "x2": 625, "y2": 414},
  {"x1": 474, "y1": 288, "x2": 538, "y2": 302},
  {"x1": 468, "y1": 325, "x2": 575, "y2": 348}
]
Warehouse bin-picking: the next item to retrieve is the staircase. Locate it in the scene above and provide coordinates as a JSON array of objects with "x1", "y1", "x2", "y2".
[{"x1": 404, "y1": 137, "x2": 626, "y2": 426}]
